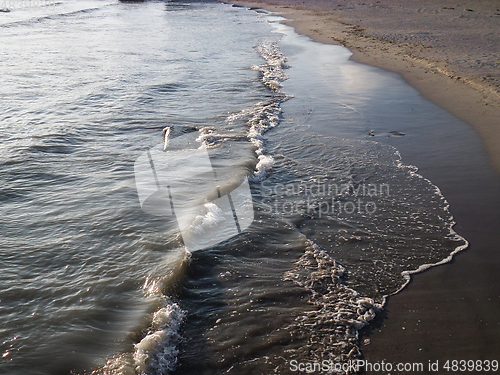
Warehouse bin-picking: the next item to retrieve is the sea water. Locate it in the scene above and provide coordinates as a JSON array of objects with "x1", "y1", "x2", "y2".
[{"x1": 0, "y1": 1, "x2": 467, "y2": 374}]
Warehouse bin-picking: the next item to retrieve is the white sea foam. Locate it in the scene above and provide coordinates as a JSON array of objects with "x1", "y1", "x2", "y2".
[
  {"x1": 245, "y1": 100, "x2": 283, "y2": 156},
  {"x1": 188, "y1": 201, "x2": 226, "y2": 235},
  {"x1": 196, "y1": 127, "x2": 247, "y2": 150},
  {"x1": 252, "y1": 42, "x2": 289, "y2": 93},
  {"x1": 196, "y1": 41, "x2": 290, "y2": 183},
  {"x1": 284, "y1": 240, "x2": 382, "y2": 372},
  {"x1": 133, "y1": 301, "x2": 185, "y2": 375},
  {"x1": 251, "y1": 154, "x2": 275, "y2": 182},
  {"x1": 245, "y1": 41, "x2": 290, "y2": 181},
  {"x1": 90, "y1": 300, "x2": 185, "y2": 375},
  {"x1": 89, "y1": 249, "x2": 191, "y2": 375},
  {"x1": 390, "y1": 148, "x2": 470, "y2": 296}
]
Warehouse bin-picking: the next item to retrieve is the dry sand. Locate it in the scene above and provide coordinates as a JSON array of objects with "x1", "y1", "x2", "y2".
[
  {"x1": 223, "y1": 0, "x2": 500, "y2": 372},
  {"x1": 229, "y1": 0, "x2": 500, "y2": 173}
]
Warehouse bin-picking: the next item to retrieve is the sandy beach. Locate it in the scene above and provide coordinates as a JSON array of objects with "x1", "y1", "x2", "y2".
[
  {"x1": 224, "y1": 0, "x2": 500, "y2": 372},
  {"x1": 228, "y1": 0, "x2": 500, "y2": 174}
]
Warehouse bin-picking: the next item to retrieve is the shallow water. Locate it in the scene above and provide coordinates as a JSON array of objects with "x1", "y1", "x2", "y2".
[{"x1": 0, "y1": 1, "x2": 467, "y2": 374}]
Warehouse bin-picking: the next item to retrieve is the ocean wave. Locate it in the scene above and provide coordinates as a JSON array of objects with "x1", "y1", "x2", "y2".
[
  {"x1": 244, "y1": 41, "x2": 291, "y2": 182},
  {"x1": 86, "y1": 249, "x2": 191, "y2": 375},
  {"x1": 86, "y1": 299, "x2": 185, "y2": 375},
  {"x1": 195, "y1": 41, "x2": 291, "y2": 183},
  {"x1": 133, "y1": 301, "x2": 185, "y2": 375}
]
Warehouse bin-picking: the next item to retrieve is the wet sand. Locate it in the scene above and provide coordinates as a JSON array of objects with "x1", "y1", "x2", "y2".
[
  {"x1": 227, "y1": 0, "x2": 500, "y2": 174},
  {"x1": 358, "y1": 136, "x2": 500, "y2": 373},
  {"x1": 223, "y1": 0, "x2": 500, "y2": 371}
]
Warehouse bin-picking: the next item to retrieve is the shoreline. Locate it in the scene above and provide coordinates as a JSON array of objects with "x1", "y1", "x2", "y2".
[
  {"x1": 225, "y1": 0, "x2": 500, "y2": 173},
  {"x1": 223, "y1": 0, "x2": 500, "y2": 371}
]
